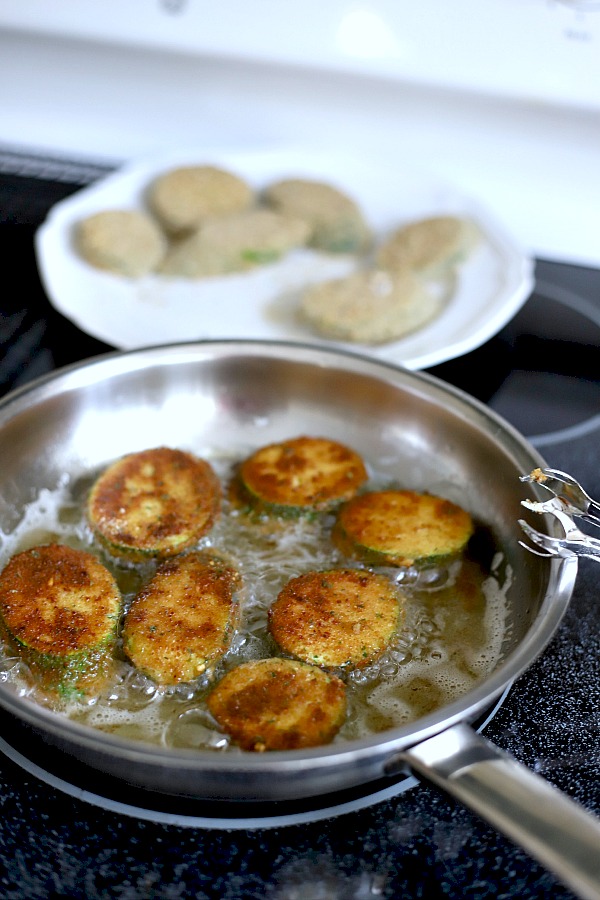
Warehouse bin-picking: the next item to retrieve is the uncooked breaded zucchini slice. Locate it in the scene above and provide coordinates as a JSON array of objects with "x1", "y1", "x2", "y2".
[
  {"x1": 87, "y1": 447, "x2": 221, "y2": 561},
  {"x1": 76, "y1": 209, "x2": 168, "y2": 278},
  {"x1": 159, "y1": 209, "x2": 310, "y2": 278},
  {"x1": 206, "y1": 657, "x2": 346, "y2": 751},
  {"x1": 262, "y1": 178, "x2": 371, "y2": 253},
  {"x1": 237, "y1": 436, "x2": 367, "y2": 516},
  {"x1": 147, "y1": 164, "x2": 253, "y2": 236},
  {"x1": 376, "y1": 215, "x2": 480, "y2": 277},
  {"x1": 122, "y1": 551, "x2": 239, "y2": 685},
  {"x1": 300, "y1": 268, "x2": 442, "y2": 345},
  {"x1": 334, "y1": 489, "x2": 474, "y2": 567},
  {"x1": 269, "y1": 568, "x2": 402, "y2": 669},
  {"x1": 0, "y1": 543, "x2": 121, "y2": 697}
]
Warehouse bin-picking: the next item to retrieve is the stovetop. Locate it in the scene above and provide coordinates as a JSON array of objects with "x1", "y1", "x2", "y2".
[{"x1": 0, "y1": 152, "x2": 599, "y2": 900}]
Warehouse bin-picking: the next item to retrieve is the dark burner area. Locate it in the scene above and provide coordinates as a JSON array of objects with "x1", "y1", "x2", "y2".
[
  {"x1": 428, "y1": 273, "x2": 600, "y2": 438},
  {"x1": 0, "y1": 155, "x2": 599, "y2": 900}
]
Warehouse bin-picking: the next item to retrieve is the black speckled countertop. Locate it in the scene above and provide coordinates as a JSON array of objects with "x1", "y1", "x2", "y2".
[{"x1": 0, "y1": 155, "x2": 599, "y2": 900}]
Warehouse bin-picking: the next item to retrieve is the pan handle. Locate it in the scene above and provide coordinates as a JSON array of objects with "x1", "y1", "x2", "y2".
[{"x1": 397, "y1": 722, "x2": 600, "y2": 900}]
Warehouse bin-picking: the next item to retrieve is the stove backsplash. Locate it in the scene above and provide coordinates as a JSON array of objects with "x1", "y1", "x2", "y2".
[{"x1": 1, "y1": 2, "x2": 599, "y2": 265}]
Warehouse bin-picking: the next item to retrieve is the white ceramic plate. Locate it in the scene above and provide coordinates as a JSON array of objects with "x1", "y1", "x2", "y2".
[{"x1": 35, "y1": 149, "x2": 534, "y2": 370}]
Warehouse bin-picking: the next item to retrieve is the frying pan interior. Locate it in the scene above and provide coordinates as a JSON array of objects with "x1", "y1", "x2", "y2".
[{"x1": 0, "y1": 340, "x2": 571, "y2": 801}]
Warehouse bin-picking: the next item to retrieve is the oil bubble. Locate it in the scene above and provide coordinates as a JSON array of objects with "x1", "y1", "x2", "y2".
[{"x1": 165, "y1": 708, "x2": 229, "y2": 751}]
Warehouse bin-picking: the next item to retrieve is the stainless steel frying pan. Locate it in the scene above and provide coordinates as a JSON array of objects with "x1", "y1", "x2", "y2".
[{"x1": 0, "y1": 340, "x2": 598, "y2": 897}]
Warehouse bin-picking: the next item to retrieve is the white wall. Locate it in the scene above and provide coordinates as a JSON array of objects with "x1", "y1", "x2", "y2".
[{"x1": 1, "y1": 27, "x2": 599, "y2": 265}]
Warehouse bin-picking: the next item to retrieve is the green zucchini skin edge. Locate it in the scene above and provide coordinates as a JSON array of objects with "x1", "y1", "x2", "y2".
[
  {"x1": 332, "y1": 520, "x2": 473, "y2": 568},
  {"x1": 1, "y1": 617, "x2": 119, "y2": 697}
]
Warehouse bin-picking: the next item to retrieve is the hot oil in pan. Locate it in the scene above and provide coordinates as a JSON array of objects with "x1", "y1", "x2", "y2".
[{"x1": 0, "y1": 454, "x2": 510, "y2": 750}]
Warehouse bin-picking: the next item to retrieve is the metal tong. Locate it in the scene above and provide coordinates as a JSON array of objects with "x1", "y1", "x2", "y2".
[{"x1": 518, "y1": 468, "x2": 600, "y2": 561}]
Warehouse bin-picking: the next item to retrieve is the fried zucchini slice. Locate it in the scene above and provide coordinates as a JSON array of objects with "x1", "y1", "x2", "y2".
[
  {"x1": 237, "y1": 436, "x2": 367, "y2": 516},
  {"x1": 269, "y1": 568, "x2": 402, "y2": 669},
  {"x1": 206, "y1": 657, "x2": 346, "y2": 751},
  {"x1": 0, "y1": 543, "x2": 121, "y2": 697},
  {"x1": 87, "y1": 447, "x2": 221, "y2": 561},
  {"x1": 334, "y1": 489, "x2": 474, "y2": 567},
  {"x1": 122, "y1": 551, "x2": 239, "y2": 685}
]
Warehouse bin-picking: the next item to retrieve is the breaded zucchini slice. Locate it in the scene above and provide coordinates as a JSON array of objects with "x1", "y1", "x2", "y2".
[
  {"x1": 76, "y1": 209, "x2": 167, "y2": 277},
  {"x1": 87, "y1": 447, "x2": 221, "y2": 561},
  {"x1": 206, "y1": 657, "x2": 346, "y2": 751},
  {"x1": 334, "y1": 489, "x2": 474, "y2": 567},
  {"x1": 238, "y1": 436, "x2": 367, "y2": 516},
  {"x1": 262, "y1": 178, "x2": 371, "y2": 253},
  {"x1": 159, "y1": 209, "x2": 310, "y2": 278},
  {"x1": 147, "y1": 164, "x2": 253, "y2": 235},
  {"x1": 301, "y1": 268, "x2": 441, "y2": 345},
  {"x1": 122, "y1": 551, "x2": 239, "y2": 685},
  {"x1": 376, "y1": 215, "x2": 480, "y2": 277},
  {"x1": 269, "y1": 568, "x2": 402, "y2": 669},
  {"x1": 0, "y1": 543, "x2": 121, "y2": 697}
]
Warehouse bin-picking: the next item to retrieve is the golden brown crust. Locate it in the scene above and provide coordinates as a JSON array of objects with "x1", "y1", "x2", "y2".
[
  {"x1": 0, "y1": 543, "x2": 121, "y2": 658},
  {"x1": 123, "y1": 551, "x2": 239, "y2": 685},
  {"x1": 269, "y1": 568, "x2": 402, "y2": 669},
  {"x1": 238, "y1": 436, "x2": 367, "y2": 514},
  {"x1": 528, "y1": 468, "x2": 547, "y2": 484},
  {"x1": 87, "y1": 447, "x2": 221, "y2": 560},
  {"x1": 334, "y1": 490, "x2": 474, "y2": 566},
  {"x1": 206, "y1": 657, "x2": 346, "y2": 751}
]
